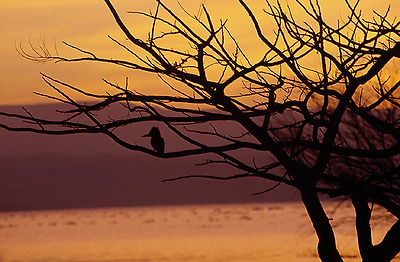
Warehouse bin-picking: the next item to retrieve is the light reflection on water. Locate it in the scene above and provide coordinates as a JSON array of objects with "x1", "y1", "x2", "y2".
[{"x1": 0, "y1": 202, "x2": 396, "y2": 262}]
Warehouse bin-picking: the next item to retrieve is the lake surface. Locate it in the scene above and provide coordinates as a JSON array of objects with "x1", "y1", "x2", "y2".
[{"x1": 0, "y1": 202, "x2": 398, "y2": 261}]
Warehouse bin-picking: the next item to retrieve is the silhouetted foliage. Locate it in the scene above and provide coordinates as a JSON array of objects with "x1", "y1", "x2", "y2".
[{"x1": 2, "y1": 0, "x2": 400, "y2": 261}]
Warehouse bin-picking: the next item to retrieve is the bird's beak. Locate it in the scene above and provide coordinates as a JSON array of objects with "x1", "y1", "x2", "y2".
[{"x1": 143, "y1": 133, "x2": 150, "y2": 137}]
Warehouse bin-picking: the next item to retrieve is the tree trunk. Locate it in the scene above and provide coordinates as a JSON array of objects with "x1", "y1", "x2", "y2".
[
  {"x1": 352, "y1": 194, "x2": 375, "y2": 261},
  {"x1": 301, "y1": 189, "x2": 343, "y2": 262},
  {"x1": 352, "y1": 194, "x2": 400, "y2": 262},
  {"x1": 373, "y1": 220, "x2": 400, "y2": 262}
]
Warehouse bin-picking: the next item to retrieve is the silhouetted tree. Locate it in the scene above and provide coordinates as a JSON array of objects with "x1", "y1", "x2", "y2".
[{"x1": 1, "y1": 0, "x2": 400, "y2": 261}]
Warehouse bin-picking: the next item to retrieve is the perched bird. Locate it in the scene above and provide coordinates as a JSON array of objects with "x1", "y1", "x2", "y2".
[{"x1": 143, "y1": 126, "x2": 165, "y2": 154}]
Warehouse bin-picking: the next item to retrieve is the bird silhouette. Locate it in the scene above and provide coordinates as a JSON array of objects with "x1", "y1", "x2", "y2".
[{"x1": 143, "y1": 126, "x2": 165, "y2": 154}]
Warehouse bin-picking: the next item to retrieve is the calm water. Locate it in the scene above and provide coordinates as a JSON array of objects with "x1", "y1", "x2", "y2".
[{"x1": 0, "y1": 202, "x2": 397, "y2": 261}]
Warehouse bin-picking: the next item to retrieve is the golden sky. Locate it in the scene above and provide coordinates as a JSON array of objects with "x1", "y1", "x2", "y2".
[{"x1": 1, "y1": 0, "x2": 399, "y2": 105}]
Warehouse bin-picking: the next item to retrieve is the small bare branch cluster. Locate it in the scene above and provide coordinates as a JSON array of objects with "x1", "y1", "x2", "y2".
[{"x1": 2, "y1": 0, "x2": 400, "y2": 261}]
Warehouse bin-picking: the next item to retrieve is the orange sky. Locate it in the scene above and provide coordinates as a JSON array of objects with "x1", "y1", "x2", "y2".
[{"x1": 1, "y1": 0, "x2": 399, "y2": 105}]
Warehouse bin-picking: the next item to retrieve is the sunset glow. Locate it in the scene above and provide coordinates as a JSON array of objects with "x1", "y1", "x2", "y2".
[
  {"x1": 1, "y1": 0, "x2": 399, "y2": 105},
  {"x1": 2, "y1": 1, "x2": 400, "y2": 261}
]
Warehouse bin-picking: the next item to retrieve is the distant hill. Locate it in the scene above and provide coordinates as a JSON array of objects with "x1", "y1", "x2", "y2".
[{"x1": 0, "y1": 103, "x2": 299, "y2": 211}]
